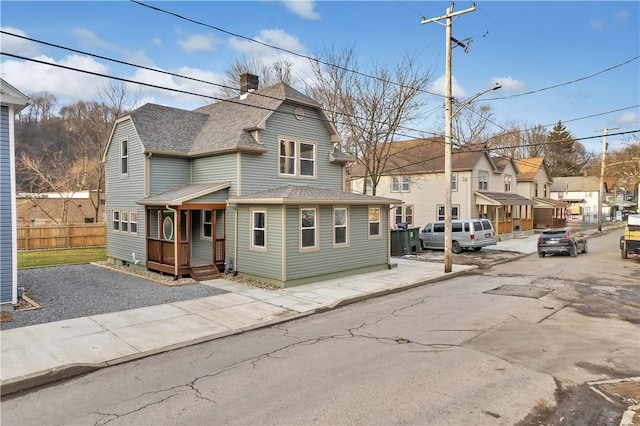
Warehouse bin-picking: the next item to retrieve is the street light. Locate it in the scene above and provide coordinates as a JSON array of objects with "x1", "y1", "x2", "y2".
[{"x1": 443, "y1": 83, "x2": 501, "y2": 273}]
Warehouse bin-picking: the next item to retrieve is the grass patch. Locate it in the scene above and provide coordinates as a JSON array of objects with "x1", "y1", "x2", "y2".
[{"x1": 18, "y1": 247, "x2": 106, "y2": 268}]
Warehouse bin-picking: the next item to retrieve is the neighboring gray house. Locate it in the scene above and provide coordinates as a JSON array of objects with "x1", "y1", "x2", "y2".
[
  {"x1": 103, "y1": 75, "x2": 399, "y2": 287},
  {"x1": 1, "y1": 79, "x2": 29, "y2": 311},
  {"x1": 550, "y1": 175, "x2": 606, "y2": 223}
]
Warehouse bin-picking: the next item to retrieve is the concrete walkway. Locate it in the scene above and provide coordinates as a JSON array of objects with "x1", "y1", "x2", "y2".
[{"x1": 0, "y1": 233, "x2": 538, "y2": 395}]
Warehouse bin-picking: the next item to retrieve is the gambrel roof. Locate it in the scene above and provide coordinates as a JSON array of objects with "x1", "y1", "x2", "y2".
[{"x1": 105, "y1": 83, "x2": 341, "y2": 159}]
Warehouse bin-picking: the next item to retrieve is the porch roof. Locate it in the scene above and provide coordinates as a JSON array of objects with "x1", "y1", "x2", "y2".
[
  {"x1": 562, "y1": 198, "x2": 587, "y2": 203},
  {"x1": 475, "y1": 191, "x2": 534, "y2": 206},
  {"x1": 533, "y1": 197, "x2": 568, "y2": 209},
  {"x1": 137, "y1": 182, "x2": 230, "y2": 206},
  {"x1": 228, "y1": 185, "x2": 401, "y2": 205}
]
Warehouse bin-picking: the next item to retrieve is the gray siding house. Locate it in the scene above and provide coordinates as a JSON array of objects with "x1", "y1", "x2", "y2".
[
  {"x1": 1, "y1": 79, "x2": 29, "y2": 311},
  {"x1": 103, "y1": 74, "x2": 399, "y2": 287}
]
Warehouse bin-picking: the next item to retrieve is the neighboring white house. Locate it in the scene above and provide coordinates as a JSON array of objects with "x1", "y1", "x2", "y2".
[
  {"x1": 1, "y1": 79, "x2": 29, "y2": 312},
  {"x1": 349, "y1": 139, "x2": 534, "y2": 236},
  {"x1": 550, "y1": 175, "x2": 607, "y2": 223}
]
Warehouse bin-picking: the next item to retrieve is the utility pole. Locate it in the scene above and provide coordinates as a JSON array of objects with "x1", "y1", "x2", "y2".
[
  {"x1": 596, "y1": 127, "x2": 618, "y2": 232},
  {"x1": 422, "y1": 2, "x2": 476, "y2": 273}
]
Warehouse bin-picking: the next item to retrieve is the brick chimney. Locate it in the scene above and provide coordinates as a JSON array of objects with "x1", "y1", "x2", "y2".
[{"x1": 240, "y1": 73, "x2": 259, "y2": 95}]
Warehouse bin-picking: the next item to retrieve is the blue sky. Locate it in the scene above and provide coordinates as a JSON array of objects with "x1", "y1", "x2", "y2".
[{"x1": 1, "y1": 1, "x2": 638, "y2": 154}]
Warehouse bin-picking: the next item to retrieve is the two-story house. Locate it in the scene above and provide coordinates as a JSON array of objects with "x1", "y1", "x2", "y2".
[
  {"x1": 1, "y1": 79, "x2": 29, "y2": 313},
  {"x1": 550, "y1": 174, "x2": 606, "y2": 223},
  {"x1": 103, "y1": 74, "x2": 399, "y2": 287},
  {"x1": 514, "y1": 157, "x2": 567, "y2": 229},
  {"x1": 349, "y1": 139, "x2": 533, "y2": 237}
]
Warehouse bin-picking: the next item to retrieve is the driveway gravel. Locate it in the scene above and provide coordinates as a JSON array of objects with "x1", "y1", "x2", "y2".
[{"x1": 1, "y1": 264, "x2": 227, "y2": 330}]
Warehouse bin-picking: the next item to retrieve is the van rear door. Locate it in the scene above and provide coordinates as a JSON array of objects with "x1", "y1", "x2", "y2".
[{"x1": 472, "y1": 220, "x2": 496, "y2": 245}]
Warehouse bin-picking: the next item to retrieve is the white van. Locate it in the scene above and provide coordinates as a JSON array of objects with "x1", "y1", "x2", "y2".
[{"x1": 420, "y1": 219, "x2": 497, "y2": 253}]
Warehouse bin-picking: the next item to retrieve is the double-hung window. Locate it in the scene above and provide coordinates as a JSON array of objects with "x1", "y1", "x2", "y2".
[
  {"x1": 394, "y1": 205, "x2": 414, "y2": 225},
  {"x1": 300, "y1": 208, "x2": 317, "y2": 249},
  {"x1": 120, "y1": 140, "x2": 128, "y2": 175},
  {"x1": 391, "y1": 176, "x2": 411, "y2": 193},
  {"x1": 279, "y1": 139, "x2": 315, "y2": 177},
  {"x1": 251, "y1": 209, "x2": 266, "y2": 249},
  {"x1": 504, "y1": 174, "x2": 512, "y2": 192},
  {"x1": 436, "y1": 205, "x2": 460, "y2": 221},
  {"x1": 113, "y1": 211, "x2": 120, "y2": 231},
  {"x1": 451, "y1": 172, "x2": 458, "y2": 191},
  {"x1": 368, "y1": 207, "x2": 381, "y2": 238},
  {"x1": 130, "y1": 211, "x2": 138, "y2": 234},
  {"x1": 202, "y1": 210, "x2": 213, "y2": 239},
  {"x1": 112, "y1": 210, "x2": 138, "y2": 235},
  {"x1": 333, "y1": 207, "x2": 348, "y2": 246},
  {"x1": 478, "y1": 170, "x2": 489, "y2": 190}
]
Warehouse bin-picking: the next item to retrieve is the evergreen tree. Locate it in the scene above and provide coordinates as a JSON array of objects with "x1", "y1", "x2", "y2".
[{"x1": 545, "y1": 121, "x2": 591, "y2": 176}]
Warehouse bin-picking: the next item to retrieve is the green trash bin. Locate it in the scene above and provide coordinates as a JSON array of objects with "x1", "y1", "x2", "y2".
[{"x1": 391, "y1": 227, "x2": 422, "y2": 256}]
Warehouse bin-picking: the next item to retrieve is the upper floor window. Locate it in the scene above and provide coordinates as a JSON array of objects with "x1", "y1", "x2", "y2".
[
  {"x1": 534, "y1": 183, "x2": 539, "y2": 197},
  {"x1": 543, "y1": 184, "x2": 548, "y2": 197},
  {"x1": 333, "y1": 207, "x2": 348, "y2": 246},
  {"x1": 504, "y1": 174, "x2": 512, "y2": 192},
  {"x1": 279, "y1": 139, "x2": 315, "y2": 178},
  {"x1": 300, "y1": 208, "x2": 317, "y2": 249},
  {"x1": 365, "y1": 177, "x2": 373, "y2": 195},
  {"x1": 478, "y1": 170, "x2": 489, "y2": 190},
  {"x1": 368, "y1": 207, "x2": 381, "y2": 238},
  {"x1": 120, "y1": 140, "x2": 128, "y2": 175},
  {"x1": 451, "y1": 172, "x2": 458, "y2": 191},
  {"x1": 391, "y1": 176, "x2": 411, "y2": 192}
]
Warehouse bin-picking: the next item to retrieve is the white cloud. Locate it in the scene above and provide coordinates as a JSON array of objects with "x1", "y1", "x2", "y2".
[
  {"x1": 615, "y1": 10, "x2": 629, "y2": 22},
  {"x1": 122, "y1": 50, "x2": 156, "y2": 68},
  {"x1": 428, "y1": 74, "x2": 466, "y2": 99},
  {"x1": 152, "y1": 38, "x2": 162, "y2": 46},
  {"x1": 589, "y1": 19, "x2": 604, "y2": 30},
  {"x1": 281, "y1": 0, "x2": 320, "y2": 20},
  {"x1": 73, "y1": 28, "x2": 118, "y2": 51},
  {"x1": 177, "y1": 33, "x2": 220, "y2": 53},
  {"x1": 616, "y1": 111, "x2": 639, "y2": 128},
  {"x1": 492, "y1": 76, "x2": 524, "y2": 91},
  {"x1": 1, "y1": 54, "x2": 111, "y2": 100},
  {"x1": 0, "y1": 27, "x2": 40, "y2": 57},
  {"x1": 229, "y1": 29, "x2": 306, "y2": 57}
]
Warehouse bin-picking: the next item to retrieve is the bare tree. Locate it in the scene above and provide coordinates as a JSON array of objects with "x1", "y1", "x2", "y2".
[{"x1": 307, "y1": 47, "x2": 433, "y2": 195}]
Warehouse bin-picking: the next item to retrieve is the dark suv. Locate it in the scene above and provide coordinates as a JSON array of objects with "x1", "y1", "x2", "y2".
[{"x1": 537, "y1": 228, "x2": 587, "y2": 258}]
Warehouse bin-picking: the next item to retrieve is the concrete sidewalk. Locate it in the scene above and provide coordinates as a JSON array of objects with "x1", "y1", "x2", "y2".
[{"x1": 1, "y1": 235, "x2": 540, "y2": 395}]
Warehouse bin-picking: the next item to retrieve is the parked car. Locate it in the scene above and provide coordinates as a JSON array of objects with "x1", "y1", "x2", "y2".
[
  {"x1": 420, "y1": 219, "x2": 497, "y2": 254},
  {"x1": 537, "y1": 228, "x2": 587, "y2": 258}
]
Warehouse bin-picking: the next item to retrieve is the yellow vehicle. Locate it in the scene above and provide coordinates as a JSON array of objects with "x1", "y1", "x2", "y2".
[{"x1": 620, "y1": 214, "x2": 640, "y2": 259}]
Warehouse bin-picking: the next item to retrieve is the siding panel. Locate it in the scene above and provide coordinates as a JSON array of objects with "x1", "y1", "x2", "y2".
[
  {"x1": 0, "y1": 105, "x2": 15, "y2": 304},
  {"x1": 149, "y1": 156, "x2": 190, "y2": 195}
]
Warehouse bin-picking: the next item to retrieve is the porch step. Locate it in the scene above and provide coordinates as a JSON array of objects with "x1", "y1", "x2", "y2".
[{"x1": 190, "y1": 265, "x2": 222, "y2": 281}]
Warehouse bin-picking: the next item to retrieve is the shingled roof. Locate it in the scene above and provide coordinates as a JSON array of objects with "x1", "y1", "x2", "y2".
[
  {"x1": 349, "y1": 138, "x2": 496, "y2": 177},
  {"x1": 228, "y1": 185, "x2": 400, "y2": 205},
  {"x1": 121, "y1": 83, "x2": 333, "y2": 158},
  {"x1": 512, "y1": 157, "x2": 553, "y2": 182}
]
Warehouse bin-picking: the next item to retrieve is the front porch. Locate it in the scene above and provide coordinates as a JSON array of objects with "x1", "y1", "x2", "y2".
[{"x1": 475, "y1": 191, "x2": 535, "y2": 237}]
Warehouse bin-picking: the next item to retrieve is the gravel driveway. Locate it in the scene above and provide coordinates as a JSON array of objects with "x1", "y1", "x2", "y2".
[{"x1": 1, "y1": 264, "x2": 227, "y2": 330}]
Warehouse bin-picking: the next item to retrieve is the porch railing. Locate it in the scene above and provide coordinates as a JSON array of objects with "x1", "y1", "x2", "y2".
[{"x1": 147, "y1": 239, "x2": 189, "y2": 267}]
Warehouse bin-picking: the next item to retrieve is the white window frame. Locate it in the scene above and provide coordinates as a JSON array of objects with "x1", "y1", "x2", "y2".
[
  {"x1": 300, "y1": 207, "x2": 318, "y2": 250},
  {"x1": 121, "y1": 211, "x2": 129, "y2": 233},
  {"x1": 436, "y1": 205, "x2": 460, "y2": 221},
  {"x1": 279, "y1": 138, "x2": 316, "y2": 178},
  {"x1": 368, "y1": 207, "x2": 381, "y2": 239},
  {"x1": 402, "y1": 176, "x2": 411, "y2": 192},
  {"x1": 391, "y1": 176, "x2": 411, "y2": 193},
  {"x1": 394, "y1": 204, "x2": 414, "y2": 226},
  {"x1": 333, "y1": 207, "x2": 349, "y2": 247},
  {"x1": 129, "y1": 211, "x2": 138, "y2": 235},
  {"x1": 251, "y1": 209, "x2": 267, "y2": 251},
  {"x1": 391, "y1": 177, "x2": 400, "y2": 192},
  {"x1": 202, "y1": 210, "x2": 213, "y2": 239},
  {"x1": 504, "y1": 174, "x2": 512, "y2": 192},
  {"x1": 478, "y1": 170, "x2": 489, "y2": 190},
  {"x1": 113, "y1": 210, "x2": 120, "y2": 231},
  {"x1": 451, "y1": 172, "x2": 458, "y2": 191},
  {"x1": 365, "y1": 177, "x2": 373, "y2": 195},
  {"x1": 120, "y1": 139, "x2": 128, "y2": 175}
]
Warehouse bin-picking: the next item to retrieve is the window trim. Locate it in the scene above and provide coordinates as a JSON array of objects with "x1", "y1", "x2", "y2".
[
  {"x1": 112, "y1": 209, "x2": 138, "y2": 235},
  {"x1": 436, "y1": 204, "x2": 460, "y2": 221},
  {"x1": 300, "y1": 207, "x2": 318, "y2": 251},
  {"x1": 278, "y1": 138, "x2": 317, "y2": 179},
  {"x1": 333, "y1": 206, "x2": 349, "y2": 248},
  {"x1": 391, "y1": 175, "x2": 411, "y2": 193},
  {"x1": 478, "y1": 170, "x2": 489, "y2": 190},
  {"x1": 451, "y1": 172, "x2": 458, "y2": 191},
  {"x1": 250, "y1": 208, "x2": 267, "y2": 251},
  {"x1": 504, "y1": 174, "x2": 512, "y2": 192},
  {"x1": 202, "y1": 209, "x2": 213, "y2": 240},
  {"x1": 368, "y1": 206, "x2": 382, "y2": 239},
  {"x1": 120, "y1": 139, "x2": 128, "y2": 175},
  {"x1": 113, "y1": 210, "x2": 120, "y2": 231},
  {"x1": 129, "y1": 211, "x2": 138, "y2": 235}
]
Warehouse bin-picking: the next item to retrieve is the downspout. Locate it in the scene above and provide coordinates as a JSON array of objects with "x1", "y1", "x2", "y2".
[{"x1": 166, "y1": 205, "x2": 179, "y2": 278}]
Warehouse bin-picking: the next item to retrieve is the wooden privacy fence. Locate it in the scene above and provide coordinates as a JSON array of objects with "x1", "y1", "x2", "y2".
[{"x1": 17, "y1": 223, "x2": 106, "y2": 250}]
